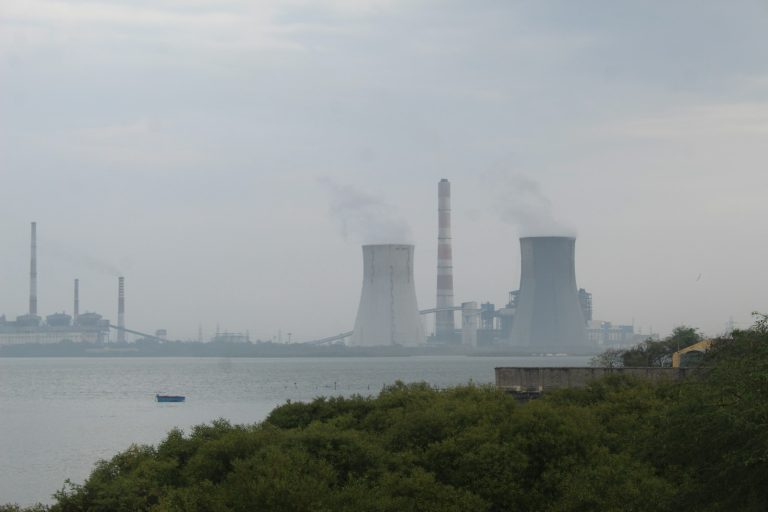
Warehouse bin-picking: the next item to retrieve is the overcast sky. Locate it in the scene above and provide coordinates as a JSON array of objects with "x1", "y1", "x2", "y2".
[{"x1": 1, "y1": 0, "x2": 767, "y2": 341}]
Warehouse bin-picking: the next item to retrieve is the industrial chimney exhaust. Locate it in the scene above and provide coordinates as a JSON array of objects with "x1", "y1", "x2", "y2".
[
  {"x1": 117, "y1": 276, "x2": 125, "y2": 343},
  {"x1": 351, "y1": 244, "x2": 425, "y2": 347},
  {"x1": 509, "y1": 236, "x2": 590, "y2": 351}
]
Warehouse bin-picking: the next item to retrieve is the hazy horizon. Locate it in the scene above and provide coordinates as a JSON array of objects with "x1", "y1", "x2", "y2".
[{"x1": 2, "y1": 1, "x2": 767, "y2": 340}]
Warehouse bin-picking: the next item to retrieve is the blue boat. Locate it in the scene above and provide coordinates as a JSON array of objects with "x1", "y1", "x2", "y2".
[{"x1": 156, "y1": 394, "x2": 185, "y2": 403}]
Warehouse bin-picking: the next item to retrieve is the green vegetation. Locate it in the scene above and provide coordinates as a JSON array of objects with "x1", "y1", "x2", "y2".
[
  {"x1": 6, "y1": 315, "x2": 768, "y2": 511},
  {"x1": 591, "y1": 325, "x2": 703, "y2": 367}
]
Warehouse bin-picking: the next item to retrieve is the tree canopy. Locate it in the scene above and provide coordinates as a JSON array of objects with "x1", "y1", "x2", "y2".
[{"x1": 6, "y1": 315, "x2": 768, "y2": 512}]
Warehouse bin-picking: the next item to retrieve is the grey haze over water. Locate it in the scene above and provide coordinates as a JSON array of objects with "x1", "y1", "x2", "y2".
[
  {"x1": 0, "y1": 356, "x2": 589, "y2": 505},
  {"x1": 2, "y1": 1, "x2": 768, "y2": 341}
]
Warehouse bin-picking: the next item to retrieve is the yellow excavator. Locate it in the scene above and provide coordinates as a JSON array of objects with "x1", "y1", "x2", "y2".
[{"x1": 672, "y1": 339, "x2": 713, "y2": 368}]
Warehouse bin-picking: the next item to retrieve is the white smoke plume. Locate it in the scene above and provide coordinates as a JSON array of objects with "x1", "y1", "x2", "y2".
[
  {"x1": 493, "y1": 173, "x2": 576, "y2": 237},
  {"x1": 41, "y1": 239, "x2": 123, "y2": 276},
  {"x1": 319, "y1": 177, "x2": 413, "y2": 245}
]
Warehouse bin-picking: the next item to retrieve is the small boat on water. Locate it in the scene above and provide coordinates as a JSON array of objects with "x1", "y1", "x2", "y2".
[{"x1": 156, "y1": 394, "x2": 185, "y2": 403}]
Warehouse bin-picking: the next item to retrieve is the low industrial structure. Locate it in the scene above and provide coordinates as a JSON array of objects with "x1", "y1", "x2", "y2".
[
  {"x1": 0, "y1": 312, "x2": 110, "y2": 344},
  {"x1": 587, "y1": 320, "x2": 653, "y2": 347}
]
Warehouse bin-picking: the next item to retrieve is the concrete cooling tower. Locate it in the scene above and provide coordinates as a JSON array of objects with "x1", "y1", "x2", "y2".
[
  {"x1": 351, "y1": 244, "x2": 425, "y2": 347},
  {"x1": 509, "y1": 236, "x2": 590, "y2": 351}
]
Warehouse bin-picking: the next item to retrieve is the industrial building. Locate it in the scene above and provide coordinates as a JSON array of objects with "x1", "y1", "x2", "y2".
[
  {"x1": 0, "y1": 312, "x2": 110, "y2": 344},
  {"x1": 211, "y1": 331, "x2": 251, "y2": 343},
  {"x1": 587, "y1": 320, "x2": 655, "y2": 347},
  {"x1": 0, "y1": 222, "x2": 113, "y2": 346}
]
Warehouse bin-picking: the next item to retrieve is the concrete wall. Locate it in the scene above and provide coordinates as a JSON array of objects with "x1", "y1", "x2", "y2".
[{"x1": 495, "y1": 367, "x2": 694, "y2": 392}]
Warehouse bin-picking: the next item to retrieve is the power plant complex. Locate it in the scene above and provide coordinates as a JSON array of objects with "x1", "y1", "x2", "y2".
[
  {"x1": 341, "y1": 179, "x2": 640, "y2": 353},
  {"x1": 340, "y1": 179, "x2": 623, "y2": 353},
  {"x1": 0, "y1": 222, "x2": 121, "y2": 345},
  {"x1": 1, "y1": 180, "x2": 643, "y2": 353}
]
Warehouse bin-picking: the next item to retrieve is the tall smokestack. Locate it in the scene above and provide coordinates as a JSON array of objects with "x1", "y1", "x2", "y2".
[
  {"x1": 436, "y1": 179, "x2": 455, "y2": 340},
  {"x1": 74, "y1": 278, "x2": 80, "y2": 321},
  {"x1": 29, "y1": 221, "x2": 38, "y2": 316},
  {"x1": 351, "y1": 244, "x2": 425, "y2": 347},
  {"x1": 509, "y1": 236, "x2": 590, "y2": 351},
  {"x1": 117, "y1": 276, "x2": 125, "y2": 342}
]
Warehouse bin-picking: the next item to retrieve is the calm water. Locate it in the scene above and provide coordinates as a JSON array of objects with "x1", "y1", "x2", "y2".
[{"x1": 0, "y1": 356, "x2": 589, "y2": 505}]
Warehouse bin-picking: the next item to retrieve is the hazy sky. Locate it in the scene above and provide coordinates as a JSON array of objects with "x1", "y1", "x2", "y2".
[{"x1": 1, "y1": 0, "x2": 767, "y2": 340}]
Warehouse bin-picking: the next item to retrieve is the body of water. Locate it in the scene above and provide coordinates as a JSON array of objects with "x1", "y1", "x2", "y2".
[{"x1": 0, "y1": 355, "x2": 589, "y2": 505}]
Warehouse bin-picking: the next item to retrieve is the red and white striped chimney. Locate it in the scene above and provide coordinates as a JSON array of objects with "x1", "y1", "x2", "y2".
[
  {"x1": 436, "y1": 179, "x2": 455, "y2": 339},
  {"x1": 29, "y1": 221, "x2": 38, "y2": 316},
  {"x1": 117, "y1": 276, "x2": 125, "y2": 342}
]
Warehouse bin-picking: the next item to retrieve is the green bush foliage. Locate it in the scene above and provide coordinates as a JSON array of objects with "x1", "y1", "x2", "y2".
[
  {"x1": 7, "y1": 316, "x2": 767, "y2": 512},
  {"x1": 591, "y1": 326, "x2": 703, "y2": 368}
]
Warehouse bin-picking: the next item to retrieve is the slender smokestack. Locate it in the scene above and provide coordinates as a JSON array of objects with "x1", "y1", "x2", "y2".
[
  {"x1": 29, "y1": 221, "x2": 38, "y2": 316},
  {"x1": 117, "y1": 276, "x2": 125, "y2": 343},
  {"x1": 74, "y1": 278, "x2": 80, "y2": 321},
  {"x1": 436, "y1": 179, "x2": 455, "y2": 339}
]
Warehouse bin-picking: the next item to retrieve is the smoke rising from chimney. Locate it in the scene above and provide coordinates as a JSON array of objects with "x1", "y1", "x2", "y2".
[
  {"x1": 319, "y1": 177, "x2": 413, "y2": 244},
  {"x1": 493, "y1": 173, "x2": 575, "y2": 237},
  {"x1": 41, "y1": 239, "x2": 123, "y2": 277}
]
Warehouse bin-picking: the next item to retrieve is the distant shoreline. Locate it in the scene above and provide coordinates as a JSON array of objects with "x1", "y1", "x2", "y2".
[{"x1": 0, "y1": 340, "x2": 600, "y2": 358}]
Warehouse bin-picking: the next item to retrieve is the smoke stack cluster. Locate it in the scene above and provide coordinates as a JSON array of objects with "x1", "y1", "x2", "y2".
[
  {"x1": 351, "y1": 244, "x2": 425, "y2": 347},
  {"x1": 117, "y1": 276, "x2": 125, "y2": 342},
  {"x1": 509, "y1": 236, "x2": 589, "y2": 350},
  {"x1": 435, "y1": 179, "x2": 455, "y2": 339},
  {"x1": 29, "y1": 221, "x2": 38, "y2": 316}
]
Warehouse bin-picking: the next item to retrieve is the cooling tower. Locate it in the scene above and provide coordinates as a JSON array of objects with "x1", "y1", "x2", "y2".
[
  {"x1": 351, "y1": 244, "x2": 425, "y2": 347},
  {"x1": 509, "y1": 236, "x2": 589, "y2": 351}
]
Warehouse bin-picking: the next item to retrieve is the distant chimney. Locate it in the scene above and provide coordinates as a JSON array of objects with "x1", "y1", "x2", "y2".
[
  {"x1": 74, "y1": 278, "x2": 80, "y2": 321},
  {"x1": 436, "y1": 179, "x2": 455, "y2": 339},
  {"x1": 29, "y1": 221, "x2": 38, "y2": 316},
  {"x1": 117, "y1": 276, "x2": 125, "y2": 342}
]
